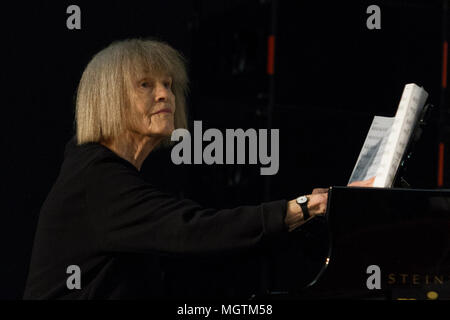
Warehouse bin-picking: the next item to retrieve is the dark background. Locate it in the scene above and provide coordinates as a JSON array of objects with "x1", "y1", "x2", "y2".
[{"x1": 1, "y1": 0, "x2": 449, "y2": 299}]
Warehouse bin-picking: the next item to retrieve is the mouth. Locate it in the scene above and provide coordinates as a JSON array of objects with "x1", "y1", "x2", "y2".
[{"x1": 152, "y1": 108, "x2": 173, "y2": 115}]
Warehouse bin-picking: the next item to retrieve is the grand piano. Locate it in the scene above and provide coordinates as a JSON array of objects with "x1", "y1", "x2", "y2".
[
  {"x1": 258, "y1": 101, "x2": 450, "y2": 300},
  {"x1": 263, "y1": 186, "x2": 450, "y2": 300}
]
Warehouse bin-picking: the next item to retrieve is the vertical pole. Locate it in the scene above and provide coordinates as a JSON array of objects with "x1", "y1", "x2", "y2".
[
  {"x1": 260, "y1": 0, "x2": 278, "y2": 298},
  {"x1": 265, "y1": 0, "x2": 278, "y2": 201},
  {"x1": 438, "y1": 0, "x2": 448, "y2": 187}
]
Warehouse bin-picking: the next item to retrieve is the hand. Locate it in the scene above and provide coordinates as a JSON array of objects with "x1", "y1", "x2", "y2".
[
  {"x1": 285, "y1": 190, "x2": 328, "y2": 232},
  {"x1": 312, "y1": 187, "x2": 329, "y2": 194},
  {"x1": 307, "y1": 192, "x2": 328, "y2": 217},
  {"x1": 347, "y1": 176, "x2": 375, "y2": 187}
]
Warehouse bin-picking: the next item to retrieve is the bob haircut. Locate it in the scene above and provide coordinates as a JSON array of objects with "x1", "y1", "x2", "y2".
[{"x1": 75, "y1": 38, "x2": 189, "y2": 146}]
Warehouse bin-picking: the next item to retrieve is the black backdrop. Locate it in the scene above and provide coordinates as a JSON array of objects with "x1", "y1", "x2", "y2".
[{"x1": 2, "y1": 0, "x2": 449, "y2": 299}]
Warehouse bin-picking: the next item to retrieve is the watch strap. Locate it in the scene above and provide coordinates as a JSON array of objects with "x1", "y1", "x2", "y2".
[{"x1": 300, "y1": 202, "x2": 310, "y2": 221}]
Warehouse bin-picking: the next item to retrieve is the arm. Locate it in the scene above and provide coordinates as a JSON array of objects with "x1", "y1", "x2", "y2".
[{"x1": 86, "y1": 160, "x2": 288, "y2": 256}]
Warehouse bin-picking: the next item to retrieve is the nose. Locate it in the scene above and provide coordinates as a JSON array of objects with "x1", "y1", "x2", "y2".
[{"x1": 155, "y1": 82, "x2": 169, "y2": 102}]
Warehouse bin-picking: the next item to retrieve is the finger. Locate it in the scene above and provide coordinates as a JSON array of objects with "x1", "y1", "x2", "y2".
[
  {"x1": 312, "y1": 188, "x2": 329, "y2": 194},
  {"x1": 348, "y1": 181, "x2": 365, "y2": 187},
  {"x1": 363, "y1": 177, "x2": 375, "y2": 185},
  {"x1": 348, "y1": 176, "x2": 374, "y2": 187},
  {"x1": 348, "y1": 178, "x2": 374, "y2": 187}
]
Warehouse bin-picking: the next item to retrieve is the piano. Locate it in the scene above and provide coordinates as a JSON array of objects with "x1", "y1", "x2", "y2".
[{"x1": 263, "y1": 186, "x2": 450, "y2": 300}]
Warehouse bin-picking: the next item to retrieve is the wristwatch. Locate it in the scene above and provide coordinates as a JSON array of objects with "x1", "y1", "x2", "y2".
[{"x1": 296, "y1": 195, "x2": 310, "y2": 221}]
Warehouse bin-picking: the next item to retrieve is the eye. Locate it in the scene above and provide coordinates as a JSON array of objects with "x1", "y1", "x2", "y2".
[
  {"x1": 140, "y1": 81, "x2": 150, "y2": 88},
  {"x1": 163, "y1": 80, "x2": 172, "y2": 89}
]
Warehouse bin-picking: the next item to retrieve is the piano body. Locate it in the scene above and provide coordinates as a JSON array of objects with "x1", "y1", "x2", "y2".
[{"x1": 266, "y1": 186, "x2": 450, "y2": 300}]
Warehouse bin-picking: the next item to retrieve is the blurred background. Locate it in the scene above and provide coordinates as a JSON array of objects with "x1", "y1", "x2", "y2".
[{"x1": 1, "y1": 0, "x2": 449, "y2": 299}]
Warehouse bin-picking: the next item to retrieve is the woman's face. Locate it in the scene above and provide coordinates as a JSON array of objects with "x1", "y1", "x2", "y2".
[{"x1": 128, "y1": 73, "x2": 175, "y2": 138}]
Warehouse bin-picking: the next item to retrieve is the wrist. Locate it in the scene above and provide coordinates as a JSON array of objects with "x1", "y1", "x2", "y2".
[
  {"x1": 296, "y1": 195, "x2": 311, "y2": 220},
  {"x1": 285, "y1": 199, "x2": 307, "y2": 232}
]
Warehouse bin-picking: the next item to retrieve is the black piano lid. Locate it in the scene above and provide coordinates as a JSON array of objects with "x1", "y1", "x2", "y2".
[{"x1": 268, "y1": 187, "x2": 450, "y2": 300}]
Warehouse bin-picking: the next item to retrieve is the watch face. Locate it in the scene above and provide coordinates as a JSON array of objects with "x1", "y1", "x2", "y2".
[{"x1": 297, "y1": 196, "x2": 308, "y2": 204}]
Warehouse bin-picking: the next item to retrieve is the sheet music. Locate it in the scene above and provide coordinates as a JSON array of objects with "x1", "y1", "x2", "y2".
[
  {"x1": 348, "y1": 83, "x2": 428, "y2": 188},
  {"x1": 348, "y1": 116, "x2": 394, "y2": 184}
]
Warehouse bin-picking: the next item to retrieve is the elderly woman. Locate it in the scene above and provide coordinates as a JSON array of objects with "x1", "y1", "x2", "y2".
[{"x1": 23, "y1": 39, "x2": 372, "y2": 299}]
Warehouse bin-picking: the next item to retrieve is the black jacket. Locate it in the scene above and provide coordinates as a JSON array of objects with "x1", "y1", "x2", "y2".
[{"x1": 23, "y1": 137, "x2": 288, "y2": 299}]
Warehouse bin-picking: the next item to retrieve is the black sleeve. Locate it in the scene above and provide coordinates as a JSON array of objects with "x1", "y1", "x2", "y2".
[{"x1": 86, "y1": 158, "x2": 288, "y2": 256}]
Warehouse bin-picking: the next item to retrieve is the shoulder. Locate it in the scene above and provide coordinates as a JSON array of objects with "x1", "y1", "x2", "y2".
[
  {"x1": 85, "y1": 150, "x2": 141, "y2": 185},
  {"x1": 83, "y1": 150, "x2": 153, "y2": 214},
  {"x1": 70, "y1": 141, "x2": 138, "y2": 177}
]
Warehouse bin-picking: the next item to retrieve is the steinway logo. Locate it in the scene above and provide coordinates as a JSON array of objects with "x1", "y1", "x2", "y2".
[
  {"x1": 387, "y1": 273, "x2": 448, "y2": 286},
  {"x1": 366, "y1": 265, "x2": 448, "y2": 289},
  {"x1": 366, "y1": 265, "x2": 450, "y2": 290},
  {"x1": 366, "y1": 266, "x2": 447, "y2": 300}
]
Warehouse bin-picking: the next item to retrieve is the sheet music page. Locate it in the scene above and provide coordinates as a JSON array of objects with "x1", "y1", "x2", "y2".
[
  {"x1": 348, "y1": 116, "x2": 394, "y2": 184},
  {"x1": 374, "y1": 84, "x2": 428, "y2": 187},
  {"x1": 348, "y1": 83, "x2": 428, "y2": 188}
]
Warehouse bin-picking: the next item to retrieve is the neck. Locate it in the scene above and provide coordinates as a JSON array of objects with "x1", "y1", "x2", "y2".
[{"x1": 101, "y1": 132, "x2": 163, "y2": 171}]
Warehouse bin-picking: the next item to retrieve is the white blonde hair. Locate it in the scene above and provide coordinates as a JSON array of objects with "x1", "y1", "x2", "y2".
[{"x1": 75, "y1": 38, "x2": 189, "y2": 145}]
